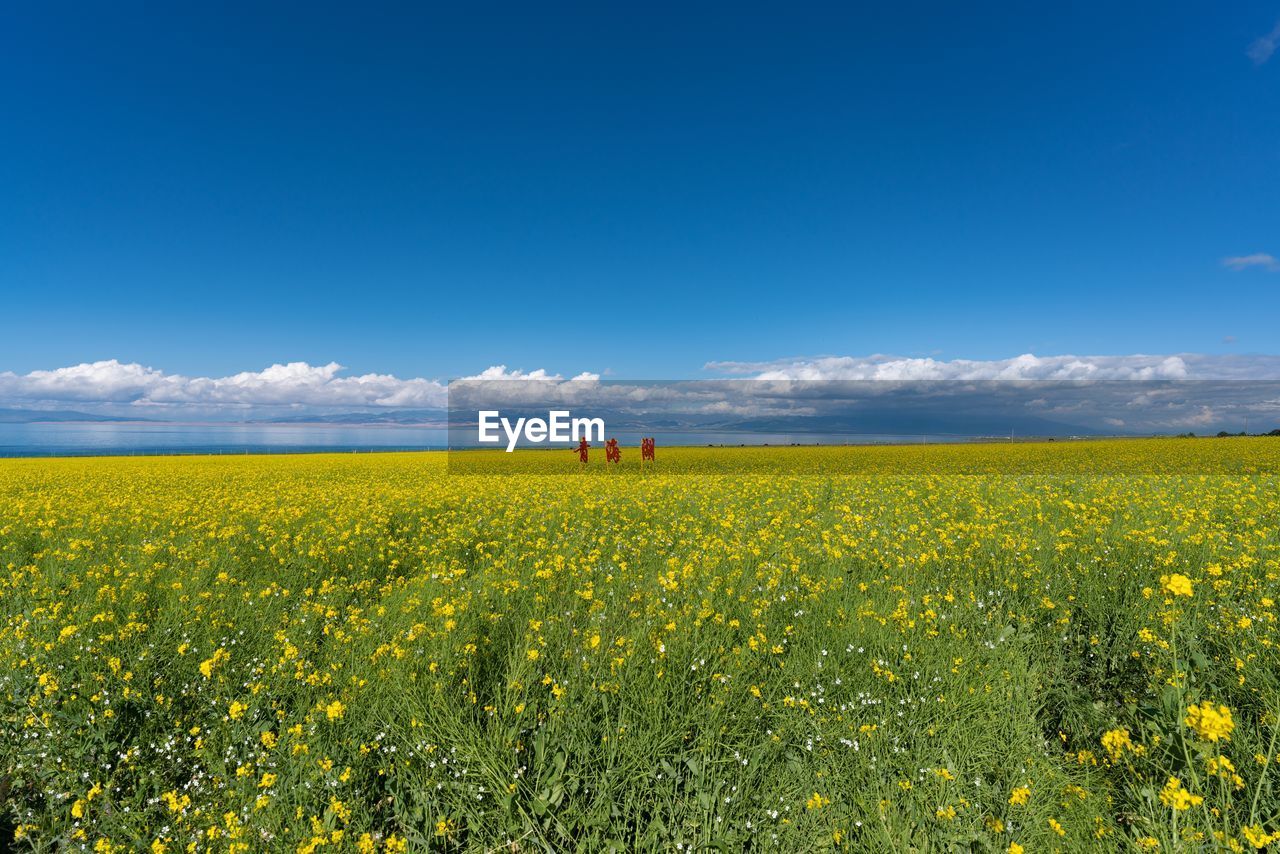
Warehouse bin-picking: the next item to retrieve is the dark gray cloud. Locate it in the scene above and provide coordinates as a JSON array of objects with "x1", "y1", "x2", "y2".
[{"x1": 449, "y1": 376, "x2": 1280, "y2": 438}]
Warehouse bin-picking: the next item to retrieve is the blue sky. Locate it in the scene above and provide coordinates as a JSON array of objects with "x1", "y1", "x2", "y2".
[{"x1": 2, "y1": 2, "x2": 1279, "y2": 399}]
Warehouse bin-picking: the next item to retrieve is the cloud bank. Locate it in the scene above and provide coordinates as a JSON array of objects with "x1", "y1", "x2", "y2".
[
  {"x1": 705, "y1": 353, "x2": 1280, "y2": 381},
  {"x1": 0, "y1": 361, "x2": 610, "y2": 420},
  {"x1": 0, "y1": 360, "x2": 449, "y2": 416},
  {"x1": 2, "y1": 354, "x2": 1279, "y2": 426}
]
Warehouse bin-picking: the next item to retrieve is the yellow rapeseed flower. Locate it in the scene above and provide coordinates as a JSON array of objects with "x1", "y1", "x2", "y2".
[
  {"x1": 1101, "y1": 727, "x2": 1132, "y2": 759},
  {"x1": 1158, "y1": 777, "x2": 1203, "y2": 811},
  {"x1": 1160, "y1": 573, "x2": 1194, "y2": 598},
  {"x1": 1186, "y1": 701, "x2": 1235, "y2": 742}
]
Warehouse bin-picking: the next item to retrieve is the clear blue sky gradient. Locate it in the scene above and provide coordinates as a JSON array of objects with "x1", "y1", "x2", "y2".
[{"x1": 2, "y1": 2, "x2": 1278, "y2": 379}]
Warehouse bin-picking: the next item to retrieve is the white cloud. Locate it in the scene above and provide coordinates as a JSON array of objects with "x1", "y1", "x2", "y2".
[
  {"x1": 1223, "y1": 253, "x2": 1280, "y2": 272},
  {"x1": 458, "y1": 365, "x2": 602, "y2": 383},
  {"x1": 461, "y1": 365, "x2": 560, "y2": 381},
  {"x1": 0, "y1": 360, "x2": 611, "y2": 418},
  {"x1": 0, "y1": 360, "x2": 450, "y2": 412},
  {"x1": 704, "y1": 353, "x2": 1212, "y2": 381},
  {"x1": 4, "y1": 360, "x2": 173, "y2": 402},
  {"x1": 707, "y1": 353, "x2": 1280, "y2": 382},
  {"x1": 1248, "y1": 20, "x2": 1280, "y2": 65},
  {"x1": 5, "y1": 355, "x2": 1278, "y2": 433}
]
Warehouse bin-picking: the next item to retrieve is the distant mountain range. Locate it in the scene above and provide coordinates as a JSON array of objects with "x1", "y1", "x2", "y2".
[{"x1": 0, "y1": 408, "x2": 156, "y2": 423}]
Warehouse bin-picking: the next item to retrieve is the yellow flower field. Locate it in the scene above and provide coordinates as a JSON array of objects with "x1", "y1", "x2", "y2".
[{"x1": 2, "y1": 440, "x2": 1280, "y2": 851}]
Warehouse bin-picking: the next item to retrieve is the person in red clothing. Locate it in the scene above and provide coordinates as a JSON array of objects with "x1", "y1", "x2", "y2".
[
  {"x1": 575, "y1": 436, "x2": 590, "y2": 464},
  {"x1": 605, "y1": 437, "x2": 620, "y2": 463},
  {"x1": 641, "y1": 437, "x2": 655, "y2": 462}
]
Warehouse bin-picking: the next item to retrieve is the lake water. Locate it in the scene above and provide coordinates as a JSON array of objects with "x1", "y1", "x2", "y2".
[
  {"x1": 0, "y1": 422, "x2": 977, "y2": 458},
  {"x1": 0, "y1": 422, "x2": 449, "y2": 457}
]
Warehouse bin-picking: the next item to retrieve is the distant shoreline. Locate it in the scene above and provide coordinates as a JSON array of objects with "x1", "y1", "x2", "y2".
[{"x1": 0, "y1": 433, "x2": 1258, "y2": 462}]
